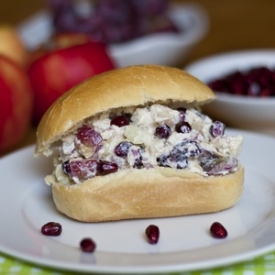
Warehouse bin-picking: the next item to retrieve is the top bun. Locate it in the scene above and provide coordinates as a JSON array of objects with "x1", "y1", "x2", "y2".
[{"x1": 36, "y1": 65, "x2": 215, "y2": 156}]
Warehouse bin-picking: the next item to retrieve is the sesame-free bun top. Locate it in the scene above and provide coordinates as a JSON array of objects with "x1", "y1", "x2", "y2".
[{"x1": 36, "y1": 65, "x2": 215, "y2": 156}]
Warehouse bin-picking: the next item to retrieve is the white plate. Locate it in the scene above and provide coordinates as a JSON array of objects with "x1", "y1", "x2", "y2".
[
  {"x1": 1, "y1": 129, "x2": 275, "y2": 274},
  {"x1": 17, "y1": 3, "x2": 208, "y2": 67}
]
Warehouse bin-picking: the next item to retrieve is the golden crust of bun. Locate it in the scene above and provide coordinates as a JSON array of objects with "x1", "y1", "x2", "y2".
[
  {"x1": 51, "y1": 165, "x2": 244, "y2": 222},
  {"x1": 35, "y1": 65, "x2": 215, "y2": 156}
]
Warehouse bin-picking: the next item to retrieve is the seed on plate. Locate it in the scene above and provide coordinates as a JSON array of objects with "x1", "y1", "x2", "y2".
[
  {"x1": 145, "y1": 224, "x2": 160, "y2": 244},
  {"x1": 41, "y1": 222, "x2": 62, "y2": 236},
  {"x1": 80, "y1": 238, "x2": 97, "y2": 253},
  {"x1": 210, "y1": 222, "x2": 228, "y2": 238}
]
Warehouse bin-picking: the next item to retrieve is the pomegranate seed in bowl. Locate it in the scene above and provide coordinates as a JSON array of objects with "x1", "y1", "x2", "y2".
[{"x1": 208, "y1": 66, "x2": 275, "y2": 97}]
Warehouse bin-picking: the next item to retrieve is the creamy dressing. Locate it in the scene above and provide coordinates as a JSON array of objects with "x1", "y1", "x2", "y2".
[{"x1": 45, "y1": 104, "x2": 242, "y2": 185}]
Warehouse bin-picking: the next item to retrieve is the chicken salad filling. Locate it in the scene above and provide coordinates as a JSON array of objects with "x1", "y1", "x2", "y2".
[{"x1": 45, "y1": 104, "x2": 242, "y2": 185}]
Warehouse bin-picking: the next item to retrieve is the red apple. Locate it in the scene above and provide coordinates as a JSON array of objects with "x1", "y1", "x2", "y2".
[
  {"x1": 28, "y1": 34, "x2": 116, "y2": 125},
  {"x1": 0, "y1": 55, "x2": 33, "y2": 153}
]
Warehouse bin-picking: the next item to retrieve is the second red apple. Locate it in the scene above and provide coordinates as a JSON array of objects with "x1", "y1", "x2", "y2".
[
  {"x1": 0, "y1": 55, "x2": 33, "y2": 153},
  {"x1": 28, "y1": 37, "x2": 116, "y2": 125}
]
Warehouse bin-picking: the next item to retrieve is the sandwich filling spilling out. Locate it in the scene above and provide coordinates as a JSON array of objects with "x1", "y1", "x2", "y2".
[{"x1": 46, "y1": 104, "x2": 242, "y2": 185}]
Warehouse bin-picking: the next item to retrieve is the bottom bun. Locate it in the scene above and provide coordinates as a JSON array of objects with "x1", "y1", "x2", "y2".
[{"x1": 51, "y1": 165, "x2": 244, "y2": 222}]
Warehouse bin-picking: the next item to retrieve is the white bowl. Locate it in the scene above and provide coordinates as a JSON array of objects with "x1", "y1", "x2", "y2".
[
  {"x1": 17, "y1": 3, "x2": 208, "y2": 67},
  {"x1": 185, "y1": 50, "x2": 275, "y2": 135}
]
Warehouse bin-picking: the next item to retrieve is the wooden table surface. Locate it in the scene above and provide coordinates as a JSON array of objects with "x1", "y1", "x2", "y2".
[{"x1": 0, "y1": 0, "x2": 275, "y2": 155}]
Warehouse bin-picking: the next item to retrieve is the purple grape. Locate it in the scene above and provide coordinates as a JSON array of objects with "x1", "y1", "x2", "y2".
[
  {"x1": 68, "y1": 159, "x2": 98, "y2": 180},
  {"x1": 114, "y1": 141, "x2": 131, "y2": 157},
  {"x1": 49, "y1": 0, "x2": 78, "y2": 33},
  {"x1": 77, "y1": 125, "x2": 103, "y2": 147},
  {"x1": 198, "y1": 150, "x2": 238, "y2": 176},
  {"x1": 206, "y1": 157, "x2": 238, "y2": 176},
  {"x1": 197, "y1": 150, "x2": 218, "y2": 172}
]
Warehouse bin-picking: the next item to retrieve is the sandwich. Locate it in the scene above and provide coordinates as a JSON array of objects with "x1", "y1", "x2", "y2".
[{"x1": 35, "y1": 65, "x2": 244, "y2": 222}]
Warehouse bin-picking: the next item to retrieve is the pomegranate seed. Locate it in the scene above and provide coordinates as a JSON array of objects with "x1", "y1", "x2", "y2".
[
  {"x1": 145, "y1": 224, "x2": 160, "y2": 244},
  {"x1": 210, "y1": 222, "x2": 228, "y2": 238},
  {"x1": 175, "y1": 121, "x2": 191, "y2": 133},
  {"x1": 41, "y1": 222, "x2": 62, "y2": 236},
  {"x1": 97, "y1": 160, "x2": 118, "y2": 175},
  {"x1": 80, "y1": 238, "x2": 96, "y2": 253},
  {"x1": 208, "y1": 66, "x2": 275, "y2": 97},
  {"x1": 155, "y1": 124, "x2": 171, "y2": 139},
  {"x1": 110, "y1": 115, "x2": 129, "y2": 127}
]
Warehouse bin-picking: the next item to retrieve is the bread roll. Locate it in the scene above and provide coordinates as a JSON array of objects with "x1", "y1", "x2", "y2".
[{"x1": 35, "y1": 65, "x2": 244, "y2": 222}]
